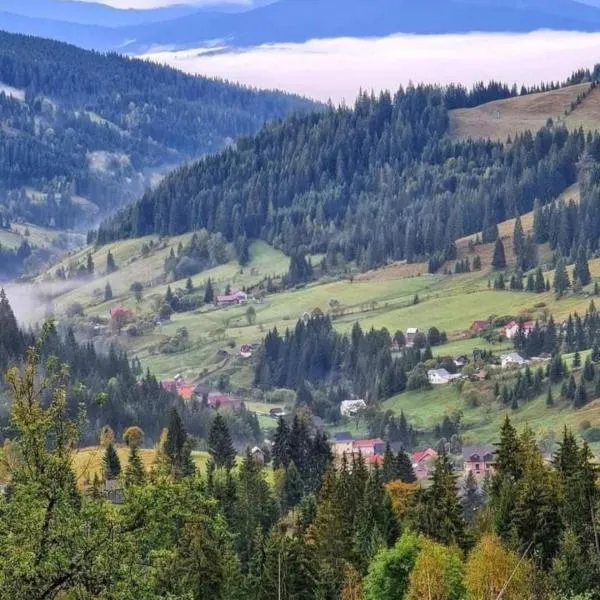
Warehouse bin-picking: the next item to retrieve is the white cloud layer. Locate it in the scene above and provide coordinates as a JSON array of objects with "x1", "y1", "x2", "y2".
[
  {"x1": 143, "y1": 31, "x2": 600, "y2": 104},
  {"x1": 77, "y1": 0, "x2": 248, "y2": 8}
]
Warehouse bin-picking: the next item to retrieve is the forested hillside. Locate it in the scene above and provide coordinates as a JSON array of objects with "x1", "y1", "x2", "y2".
[
  {"x1": 98, "y1": 76, "x2": 600, "y2": 271},
  {"x1": 0, "y1": 30, "x2": 313, "y2": 231}
]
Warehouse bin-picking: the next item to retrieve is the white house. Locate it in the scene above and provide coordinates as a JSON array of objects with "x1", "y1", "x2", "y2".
[
  {"x1": 505, "y1": 321, "x2": 535, "y2": 339},
  {"x1": 405, "y1": 327, "x2": 419, "y2": 347},
  {"x1": 500, "y1": 352, "x2": 528, "y2": 369},
  {"x1": 427, "y1": 368, "x2": 461, "y2": 385},
  {"x1": 340, "y1": 399, "x2": 367, "y2": 417}
]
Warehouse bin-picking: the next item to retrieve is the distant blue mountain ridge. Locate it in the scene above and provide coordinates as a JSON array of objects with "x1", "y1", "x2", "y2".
[{"x1": 1, "y1": 0, "x2": 600, "y2": 52}]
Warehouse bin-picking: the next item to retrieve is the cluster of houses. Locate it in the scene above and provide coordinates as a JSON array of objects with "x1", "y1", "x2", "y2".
[
  {"x1": 330, "y1": 433, "x2": 496, "y2": 481},
  {"x1": 160, "y1": 376, "x2": 242, "y2": 409}
]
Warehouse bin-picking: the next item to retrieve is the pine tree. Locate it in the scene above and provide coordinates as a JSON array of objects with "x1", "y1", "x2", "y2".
[
  {"x1": 185, "y1": 277, "x2": 194, "y2": 292},
  {"x1": 553, "y1": 257, "x2": 571, "y2": 295},
  {"x1": 512, "y1": 215, "x2": 524, "y2": 259},
  {"x1": 546, "y1": 386, "x2": 554, "y2": 407},
  {"x1": 573, "y1": 246, "x2": 591, "y2": 287},
  {"x1": 106, "y1": 250, "x2": 117, "y2": 274},
  {"x1": 204, "y1": 278, "x2": 215, "y2": 304},
  {"x1": 86, "y1": 252, "x2": 94, "y2": 275},
  {"x1": 573, "y1": 350, "x2": 581, "y2": 368},
  {"x1": 165, "y1": 408, "x2": 196, "y2": 477},
  {"x1": 124, "y1": 444, "x2": 145, "y2": 487},
  {"x1": 104, "y1": 281, "x2": 113, "y2": 302},
  {"x1": 395, "y1": 451, "x2": 417, "y2": 483},
  {"x1": 411, "y1": 451, "x2": 465, "y2": 548},
  {"x1": 103, "y1": 442, "x2": 121, "y2": 480},
  {"x1": 583, "y1": 355, "x2": 595, "y2": 381},
  {"x1": 492, "y1": 238, "x2": 506, "y2": 270},
  {"x1": 534, "y1": 267, "x2": 546, "y2": 293},
  {"x1": 208, "y1": 413, "x2": 236, "y2": 470},
  {"x1": 282, "y1": 461, "x2": 303, "y2": 511},
  {"x1": 382, "y1": 443, "x2": 396, "y2": 483},
  {"x1": 272, "y1": 417, "x2": 290, "y2": 469},
  {"x1": 462, "y1": 470, "x2": 482, "y2": 523}
]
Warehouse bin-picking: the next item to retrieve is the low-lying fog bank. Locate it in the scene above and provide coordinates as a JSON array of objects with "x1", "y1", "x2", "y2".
[{"x1": 143, "y1": 31, "x2": 600, "y2": 104}]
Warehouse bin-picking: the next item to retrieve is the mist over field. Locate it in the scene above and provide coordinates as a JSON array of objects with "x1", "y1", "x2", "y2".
[{"x1": 144, "y1": 31, "x2": 600, "y2": 103}]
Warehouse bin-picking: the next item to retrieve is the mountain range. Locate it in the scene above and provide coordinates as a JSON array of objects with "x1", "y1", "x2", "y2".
[
  {"x1": 0, "y1": 29, "x2": 313, "y2": 241},
  {"x1": 2, "y1": 0, "x2": 600, "y2": 53}
]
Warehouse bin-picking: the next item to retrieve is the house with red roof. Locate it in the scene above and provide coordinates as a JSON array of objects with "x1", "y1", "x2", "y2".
[
  {"x1": 470, "y1": 320, "x2": 490, "y2": 333},
  {"x1": 207, "y1": 392, "x2": 241, "y2": 410},
  {"x1": 216, "y1": 290, "x2": 248, "y2": 307},
  {"x1": 411, "y1": 448, "x2": 438, "y2": 479},
  {"x1": 109, "y1": 306, "x2": 133, "y2": 320},
  {"x1": 352, "y1": 438, "x2": 385, "y2": 457},
  {"x1": 161, "y1": 380, "x2": 196, "y2": 400}
]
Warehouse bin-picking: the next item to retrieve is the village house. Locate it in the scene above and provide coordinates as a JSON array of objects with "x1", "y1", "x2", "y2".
[
  {"x1": 405, "y1": 327, "x2": 419, "y2": 347},
  {"x1": 463, "y1": 445, "x2": 496, "y2": 479},
  {"x1": 331, "y1": 432, "x2": 354, "y2": 457},
  {"x1": 216, "y1": 290, "x2": 248, "y2": 307},
  {"x1": 207, "y1": 392, "x2": 241, "y2": 410},
  {"x1": 500, "y1": 352, "x2": 528, "y2": 369},
  {"x1": 160, "y1": 378, "x2": 196, "y2": 400},
  {"x1": 340, "y1": 399, "x2": 367, "y2": 417},
  {"x1": 428, "y1": 368, "x2": 461, "y2": 385},
  {"x1": 470, "y1": 320, "x2": 490, "y2": 333},
  {"x1": 352, "y1": 438, "x2": 385, "y2": 457},
  {"x1": 505, "y1": 320, "x2": 535, "y2": 339},
  {"x1": 411, "y1": 448, "x2": 438, "y2": 479}
]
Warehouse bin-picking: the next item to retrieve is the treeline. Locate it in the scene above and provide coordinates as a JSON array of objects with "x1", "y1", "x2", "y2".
[
  {"x1": 97, "y1": 83, "x2": 597, "y2": 275},
  {"x1": 0, "y1": 30, "x2": 313, "y2": 226},
  {"x1": 3, "y1": 341, "x2": 600, "y2": 600},
  {"x1": 0, "y1": 289, "x2": 260, "y2": 447},
  {"x1": 254, "y1": 317, "x2": 443, "y2": 419}
]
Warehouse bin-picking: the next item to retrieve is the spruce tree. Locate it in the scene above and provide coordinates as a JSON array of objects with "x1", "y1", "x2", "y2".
[
  {"x1": 573, "y1": 247, "x2": 591, "y2": 287},
  {"x1": 204, "y1": 278, "x2": 215, "y2": 304},
  {"x1": 124, "y1": 445, "x2": 145, "y2": 487},
  {"x1": 462, "y1": 470, "x2": 482, "y2": 523},
  {"x1": 103, "y1": 442, "x2": 121, "y2": 480},
  {"x1": 414, "y1": 451, "x2": 465, "y2": 548},
  {"x1": 553, "y1": 258, "x2": 571, "y2": 295},
  {"x1": 395, "y1": 451, "x2": 417, "y2": 483},
  {"x1": 272, "y1": 417, "x2": 290, "y2": 469},
  {"x1": 583, "y1": 355, "x2": 595, "y2": 381},
  {"x1": 208, "y1": 413, "x2": 236, "y2": 470},
  {"x1": 165, "y1": 408, "x2": 196, "y2": 477},
  {"x1": 491, "y1": 238, "x2": 506, "y2": 270},
  {"x1": 282, "y1": 461, "x2": 303, "y2": 511},
  {"x1": 546, "y1": 386, "x2": 554, "y2": 407},
  {"x1": 382, "y1": 443, "x2": 395, "y2": 483},
  {"x1": 512, "y1": 215, "x2": 524, "y2": 259},
  {"x1": 185, "y1": 277, "x2": 194, "y2": 292},
  {"x1": 104, "y1": 281, "x2": 113, "y2": 302},
  {"x1": 86, "y1": 252, "x2": 94, "y2": 275},
  {"x1": 106, "y1": 250, "x2": 117, "y2": 274}
]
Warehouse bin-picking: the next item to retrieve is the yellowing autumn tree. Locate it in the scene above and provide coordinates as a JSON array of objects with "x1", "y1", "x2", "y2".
[
  {"x1": 406, "y1": 538, "x2": 464, "y2": 600},
  {"x1": 464, "y1": 533, "x2": 536, "y2": 600},
  {"x1": 340, "y1": 562, "x2": 363, "y2": 600}
]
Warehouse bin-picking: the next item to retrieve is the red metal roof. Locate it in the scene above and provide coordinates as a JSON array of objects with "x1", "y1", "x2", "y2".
[
  {"x1": 411, "y1": 448, "x2": 438, "y2": 463},
  {"x1": 353, "y1": 438, "x2": 384, "y2": 449}
]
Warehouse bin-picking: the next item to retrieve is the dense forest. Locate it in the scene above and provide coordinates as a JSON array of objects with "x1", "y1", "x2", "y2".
[
  {"x1": 2, "y1": 328, "x2": 600, "y2": 599},
  {"x1": 0, "y1": 30, "x2": 313, "y2": 229},
  {"x1": 97, "y1": 75, "x2": 600, "y2": 272},
  {"x1": 0, "y1": 289, "x2": 261, "y2": 446}
]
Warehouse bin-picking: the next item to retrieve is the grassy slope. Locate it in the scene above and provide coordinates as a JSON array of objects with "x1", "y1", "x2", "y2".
[
  {"x1": 0, "y1": 223, "x2": 63, "y2": 250},
  {"x1": 449, "y1": 83, "x2": 599, "y2": 141}
]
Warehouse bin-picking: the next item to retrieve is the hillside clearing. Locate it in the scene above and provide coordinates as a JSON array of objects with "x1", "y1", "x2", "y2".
[{"x1": 449, "y1": 83, "x2": 597, "y2": 141}]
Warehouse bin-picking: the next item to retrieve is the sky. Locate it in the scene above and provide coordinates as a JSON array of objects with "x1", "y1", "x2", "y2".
[
  {"x1": 76, "y1": 0, "x2": 249, "y2": 8},
  {"x1": 143, "y1": 31, "x2": 600, "y2": 104}
]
